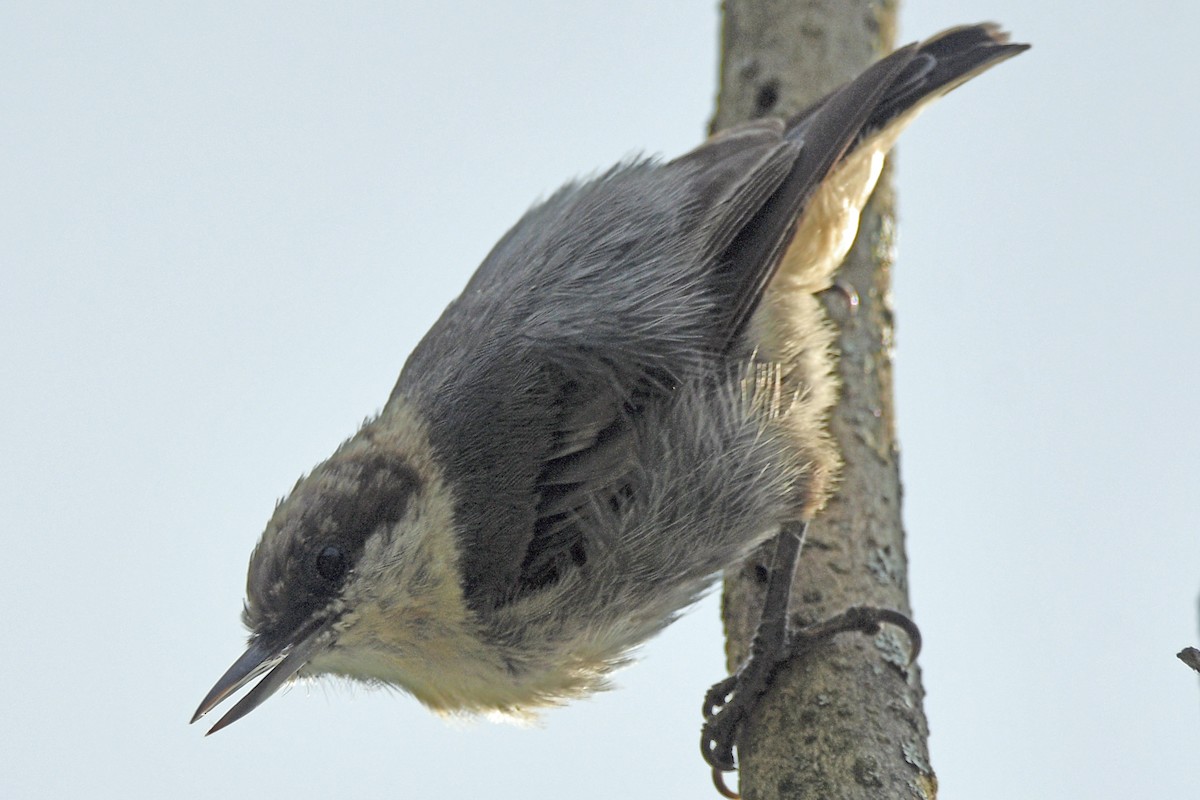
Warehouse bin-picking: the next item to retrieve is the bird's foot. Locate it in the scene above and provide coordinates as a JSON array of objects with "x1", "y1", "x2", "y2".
[{"x1": 700, "y1": 605, "x2": 920, "y2": 796}]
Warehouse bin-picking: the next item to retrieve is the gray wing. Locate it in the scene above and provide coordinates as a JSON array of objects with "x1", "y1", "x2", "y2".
[
  {"x1": 717, "y1": 23, "x2": 1028, "y2": 347},
  {"x1": 390, "y1": 142, "x2": 797, "y2": 609},
  {"x1": 391, "y1": 24, "x2": 1026, "y2": 611}
]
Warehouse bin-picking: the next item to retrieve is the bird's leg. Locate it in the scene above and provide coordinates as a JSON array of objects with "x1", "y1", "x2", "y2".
[
  {"x1": 701, "y1": 522, "x2": 805, "y2": 775},
  {"x1": 700, "y1": 520, "x2": 921, "y2": 787}
]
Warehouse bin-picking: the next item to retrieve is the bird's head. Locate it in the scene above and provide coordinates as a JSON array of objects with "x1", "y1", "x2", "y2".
[{"x1": 190, "y1": 409, "x2": 476, "y2": 732}]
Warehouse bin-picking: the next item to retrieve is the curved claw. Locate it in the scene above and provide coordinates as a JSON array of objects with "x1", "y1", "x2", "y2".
[
  {"x1": 702, "y1": 673, "x2": 739, "y2": 719},
  {"x1": 700, "y1": 661, "x2": 770, "y2": 772},
  {"x1": 821, "y1": 279, "x2": 860, "y2": 313},
  {"x1": 712, "y1": 766, "x2": 740, "y2": 799},
  {"x1": 700, "y1": 711, "x2": 740, "y2": 772},
  {"x1": 869, "y1": 606, "x2": 922, "y2": 664}
]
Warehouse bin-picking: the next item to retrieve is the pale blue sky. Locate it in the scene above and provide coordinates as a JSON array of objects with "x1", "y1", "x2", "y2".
[{"x1": 3, "y1": 2, "x2": 1198, "y2": 798}]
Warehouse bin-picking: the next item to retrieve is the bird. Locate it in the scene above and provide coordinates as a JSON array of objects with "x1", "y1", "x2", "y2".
[{"x1": 192, "y1": 22, "x2": 1027, "y2": 788}]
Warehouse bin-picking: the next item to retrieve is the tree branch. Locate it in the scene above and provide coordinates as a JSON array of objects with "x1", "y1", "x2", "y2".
[{"x1": 712, "y1": 1, "x2": 934, "y2": 797}]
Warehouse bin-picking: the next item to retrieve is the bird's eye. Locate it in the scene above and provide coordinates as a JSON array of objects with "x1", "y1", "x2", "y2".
[{"x1": 315, "y1": 545, "x2": 347, "y2": 582}]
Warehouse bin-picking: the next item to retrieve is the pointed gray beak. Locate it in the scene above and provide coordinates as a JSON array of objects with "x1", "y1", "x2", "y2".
[{"x1": 191, "y1": 617, "x2": 335, "y2": 734}]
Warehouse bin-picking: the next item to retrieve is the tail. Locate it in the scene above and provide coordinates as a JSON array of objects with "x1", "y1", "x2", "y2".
[
  {"x1": 787, "y1": 24, "x2": 1029, "y2": 151},
  {"x1": 728, "y1": 24, "x2": 1027, "y2": 518},
  {"x1": 720, "y1": 23, "x2": 1029, "y2": 348}
]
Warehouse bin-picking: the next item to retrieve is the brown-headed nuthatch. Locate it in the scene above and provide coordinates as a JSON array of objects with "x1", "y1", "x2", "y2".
[{"x1": 192, "y1": 23, "x2": 1027, "y2": 788}]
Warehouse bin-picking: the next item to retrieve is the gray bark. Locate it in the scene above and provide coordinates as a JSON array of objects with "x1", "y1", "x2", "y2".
[{"x1": 712, "y1": 1, "x2": 935, "y2": 798}]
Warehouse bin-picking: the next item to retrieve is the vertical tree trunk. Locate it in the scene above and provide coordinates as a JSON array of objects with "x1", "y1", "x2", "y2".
[{"x1": 712, "y1": 2, "x2": 934, "y2": 798}]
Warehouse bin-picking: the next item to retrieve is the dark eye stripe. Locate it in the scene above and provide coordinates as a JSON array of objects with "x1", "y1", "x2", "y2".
[{"x1": 243, "y1": 454, "x2": 422, "y2": 639}]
